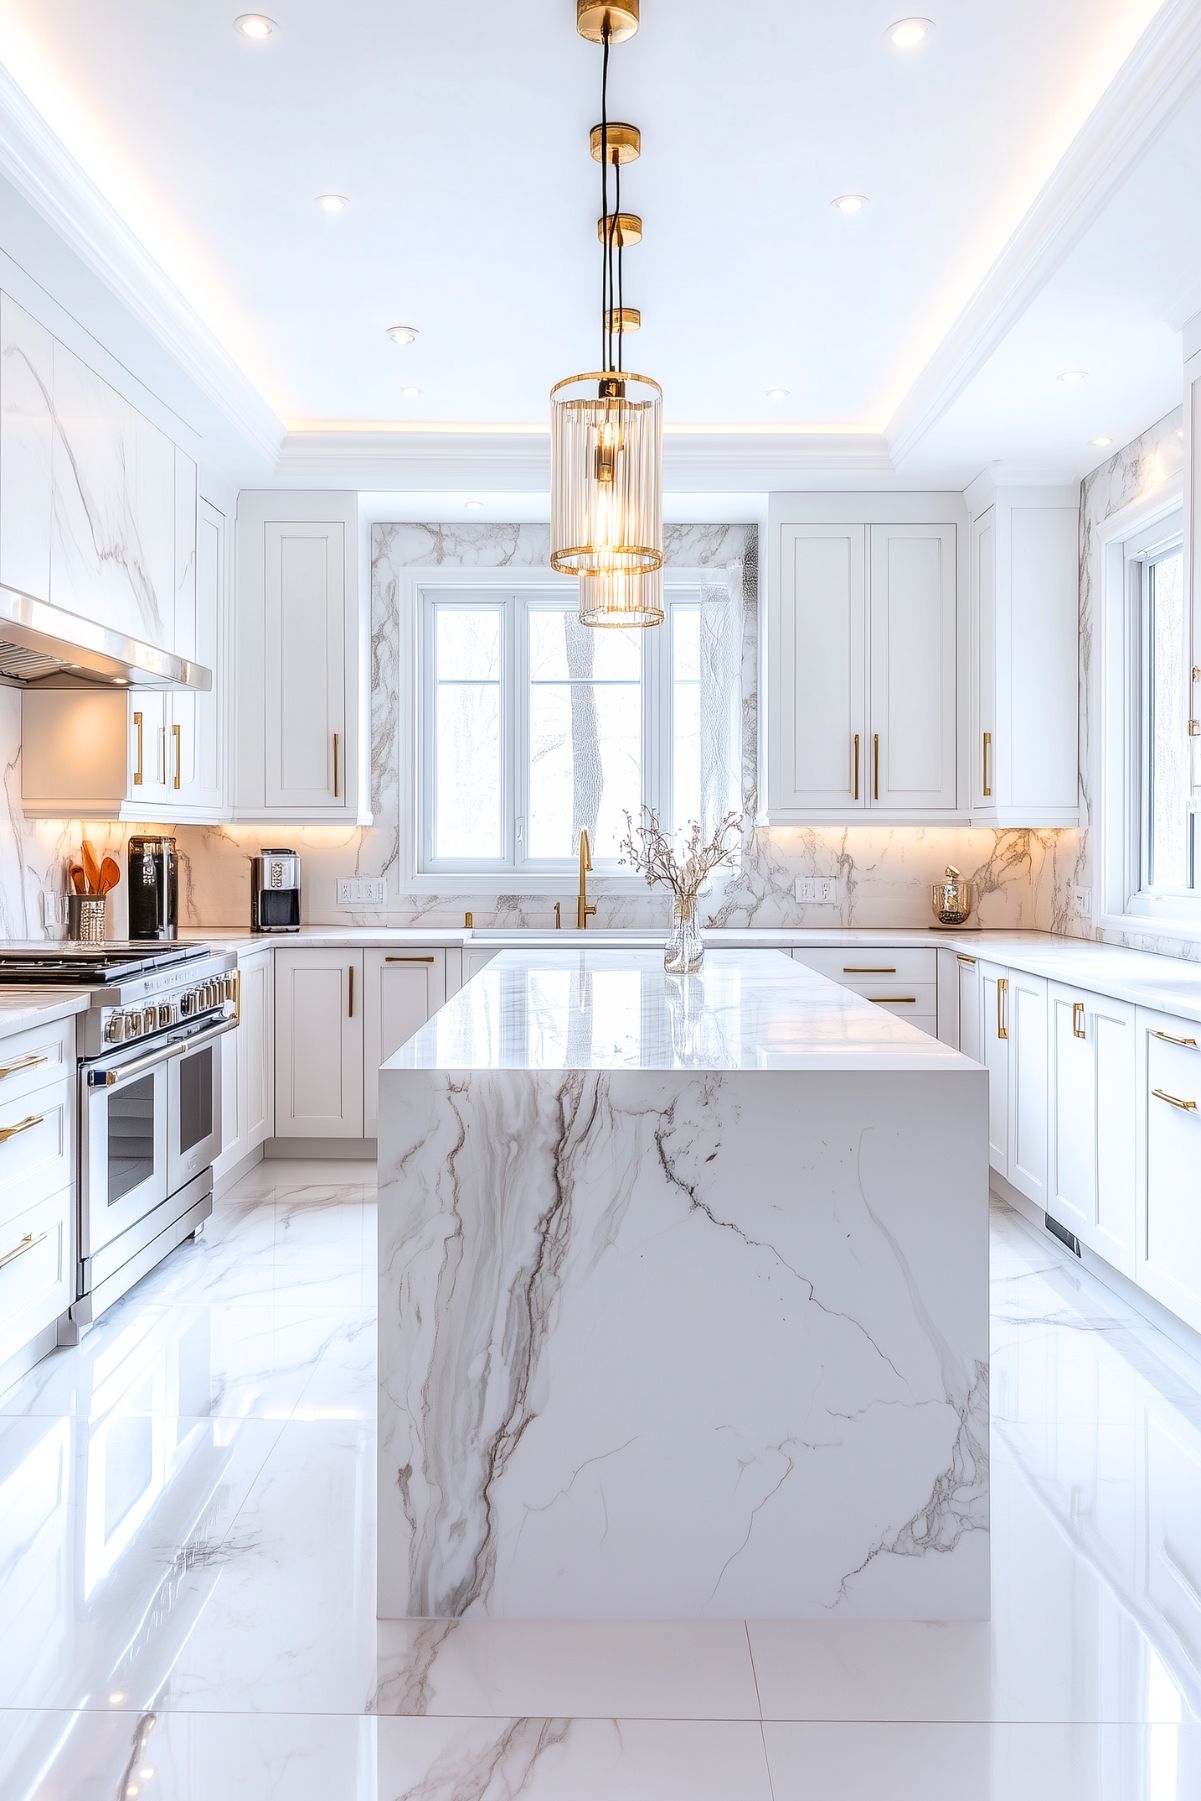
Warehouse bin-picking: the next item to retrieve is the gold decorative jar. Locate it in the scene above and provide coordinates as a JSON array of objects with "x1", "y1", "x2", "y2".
[{"x1": 931, "y1": 864, "x2": 974, "y2": 927}]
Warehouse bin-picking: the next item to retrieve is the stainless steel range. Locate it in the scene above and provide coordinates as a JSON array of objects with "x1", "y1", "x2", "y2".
[{"x1": 0, "y1": 942, "x2": 237, "y2": 1330}]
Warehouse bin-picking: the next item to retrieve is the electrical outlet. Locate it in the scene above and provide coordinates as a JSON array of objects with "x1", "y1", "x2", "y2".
[
  {"x1": 360, "y1": 877, "x2": 387, "y2": 907},
  {"x1": 1071, "y1": 887, "x2": 1092, "y2": 916},
  {"x1": 336, "y1": 877, "x2": 361, "y2": 906},
  {"x1": 795, "y1": 876, "x2": 842, "y2": 904}
]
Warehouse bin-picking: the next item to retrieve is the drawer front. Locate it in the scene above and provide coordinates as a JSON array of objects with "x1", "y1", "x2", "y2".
[
  {"x1": 0, "y1": 1015, "x2": 75, "y2": 1107},
  {"x1": 0, "y1": 1184, "x2": 72, "y2": 1368},
  {"x1": 792, "y1": 948, "x2": 937, "y2": 986},
  {"x1": 0, "y1": 1077, "x2": 73, "y2": 1230}
]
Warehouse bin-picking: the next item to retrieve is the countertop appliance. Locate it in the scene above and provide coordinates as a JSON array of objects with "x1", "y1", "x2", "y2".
[
  {"x1": 128, "y1": 836, "x2": 179, "y2": 941},
  {"x1": 0, "y1": 941, "x2": 237, "y2": 1330},
  {"x1": 251, "y1": 848, "x2": 301, "y2": 933}
]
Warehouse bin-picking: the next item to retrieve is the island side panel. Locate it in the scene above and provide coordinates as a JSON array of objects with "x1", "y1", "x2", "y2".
[{"x1": 378, "y1": 1064, "x2": 989, "y2": 1621}]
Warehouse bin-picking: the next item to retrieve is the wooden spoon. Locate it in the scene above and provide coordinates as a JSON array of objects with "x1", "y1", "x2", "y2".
[
  {"x1": 81, "y1": 839, "x2": 101, "y2": 895},
  {"x1": 70, "y1": 864, "x2": 87, "y2": 894},
  {"x1": 99, "y1": 857, "x2": 121, "y2": 895}
]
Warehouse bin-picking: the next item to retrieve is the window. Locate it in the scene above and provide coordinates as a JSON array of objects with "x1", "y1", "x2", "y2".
[
  {"x1": 1125, "y1": 513, "x2": 1199, "y2": 911},
  {"x1": 419, "y1": 586, "x2": 733, "y2": 877}
]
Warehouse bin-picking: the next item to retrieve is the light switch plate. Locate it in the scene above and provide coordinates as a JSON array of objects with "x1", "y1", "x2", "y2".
[{"x1": 795, "y1": 876, "x2": 842, "y2": 904}]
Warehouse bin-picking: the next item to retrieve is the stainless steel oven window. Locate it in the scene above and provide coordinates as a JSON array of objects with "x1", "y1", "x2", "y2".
[{"x1": 106, "y1": 1071, "x2": 158, "y2": 1205}]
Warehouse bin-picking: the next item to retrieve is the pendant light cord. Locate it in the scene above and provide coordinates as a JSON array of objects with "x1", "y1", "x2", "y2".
[{"x1": 600, "y1": 23, "x2": 611, "y2": 375}]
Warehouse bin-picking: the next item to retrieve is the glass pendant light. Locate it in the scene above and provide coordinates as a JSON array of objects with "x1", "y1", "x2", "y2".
[{"x1": 550, "y1": 0, "x2": 664, "y2": 616}]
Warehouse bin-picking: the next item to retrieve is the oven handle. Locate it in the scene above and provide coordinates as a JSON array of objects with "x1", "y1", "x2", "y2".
[{"x1": 86, "y1": 1017, "x2": 237, "y2": 1088}]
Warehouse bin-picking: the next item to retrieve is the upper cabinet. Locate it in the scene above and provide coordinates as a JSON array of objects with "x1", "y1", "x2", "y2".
[
  {"x1": 965, "y1": 477, "x2": 1080, "y2": 827},
  {"x1": 1186, "y1": 316, "x2": 1201, "y2": 784},
  {"x1": 765, "y1": 500, "x2": 961, "y2": 822},
  {"x1": 0, "y1": 294, "x2": 54, "y2": 601},
  {"x1": 233, "y1": 492, "x2": 366, "y2": 824}
]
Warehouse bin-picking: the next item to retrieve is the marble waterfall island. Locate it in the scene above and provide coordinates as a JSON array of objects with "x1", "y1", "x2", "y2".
[{"x1": 378, "y1": 948, "x2": 989, "y2": 1622}]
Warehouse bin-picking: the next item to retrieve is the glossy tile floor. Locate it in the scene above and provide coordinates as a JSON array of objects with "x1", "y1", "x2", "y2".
[{"x1": 2, "y1": 1161, "x2": 1200, "y2": 1797}]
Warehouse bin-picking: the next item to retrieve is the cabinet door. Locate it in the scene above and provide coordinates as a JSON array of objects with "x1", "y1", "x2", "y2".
[
  {"x1": 130, "y1": 693, "x2": 171, "y2": 803},
  {"x1": 0, "y1": 294, "x2": 53, "y2": 601},
  {"x1": 1092, "y1": 993, "x2": 1136, "y2": 1275},
  {"x1": 980, "y1": 963, "x2": 1009, "y2": 1175},
  {"x1": 1008, "y1": 969, "x2": 1048, "y2": 1207},
  {"x1": 172, "y1": 489, "x2": 224, "y2": 813},
  {"x1": 956, "y1": 954, "x2": 982, "y2": 1061},
  {"x1": 970, "y1": 507, "x2": 997, "y2": 812},
  {"x1": 274, "y1": 950, "x2": 363, "y2": 1138},
  {"x1": 768, "y1": 524, "x2": 866, "y2": 812},
  {"x1": 135, "y1": 412, "x2": 175, "y2": 648},
  {"x1": 362, "y1": 951, "x2": 447, "y2": 1137},
  {"x1": 1138, "y1": 1016, "x2": 1201, "y2": 1332},
  {"x1": 1048, "y1": 983, "x2": 1095, "y2": 1242},
  {"x1": 213, "y1": 1015, "x2": 244, "y2": 1184},
  {"x1": 263, "y1": 520, "x2": 347, "y2": 810},
  {"x1": 868, "y1": 523, "x2": 957, "y2": 810},
  {"x1": 461, "y1": 948, "x2": 498, "y2": 983},
  {"x1": 240, "y1": 950, "x2": 274, "y2": 1152}
]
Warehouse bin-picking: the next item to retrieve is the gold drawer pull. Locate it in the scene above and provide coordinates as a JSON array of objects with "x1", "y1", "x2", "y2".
[
  {"x1": 868, "y1": 996, "x2": 916, "y2": 1004},
  {"x1": 957, "y1": 955, "x2": 977, "y2": 966},
  {"x1": 0, "y1": 1113, "x2": 44, "y2": 1143},
  {"x1": 997, "y1": 976, "x2": 1009, "y2": 1040},
  {"x1": 385, "y1": 956, "x2": 435, "y2": 964},
  {"x1": 0, "y1": 1052, "x2": 48, "y2": 1081},
  {"x1": 133, "y1": 709, "x2": 144, "y2": 786},
  {"x1": 332, "y1": 732, "x2": 341, "y2": 800},
  {"x1": 982, "y1": 730, "x2": 992, "y2": 798},
  {"x1": 172, "y1": 722, "x2": 182, "y2": 790},
  {"x1": 1152, "y1": 1029, "x2": 1198, "y2": 1050},
  {"x1": 1153, "y1": 1089, "x2": 1197, "y2": 1112},
  {"x1": 873, "y1": 732, "x2": 880, "y2": 800},
  {"x1": 843, "y1": 966, "x2": 897, "y2": 975},
  {"x1": 0, "y1": 1229, "x2": 46, "y2": 1271},
  {"x1": 1072, "y1": 1001, "x2": 1086, "y2": 1040},
  {"x1": 852, "y1": 732, "x2": 860, "y2": 801},
  {"x1": 347, "y1": 964, "x2": 355, "y2": 1019}
]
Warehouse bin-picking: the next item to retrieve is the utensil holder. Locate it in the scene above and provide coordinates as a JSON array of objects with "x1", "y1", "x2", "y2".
[{"x1": 67, "y1": 895, "x2": 107, "y2": 943}]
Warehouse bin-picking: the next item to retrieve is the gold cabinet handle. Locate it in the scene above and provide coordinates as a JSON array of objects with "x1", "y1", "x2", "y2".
[
  {"x1": 1072, "y1": 1000, "x2": 1086, "y2": 1040},
  {"x1": 333, "y1": 732, "x2": 341, "y2": 800},
  {"x1": 0, "y1": 1229, "x2": 46, "y2": 1270},
  {"x1": 1152, "y1": 1029, "x2": 1198, "y2": 1049},
  {"x1": 997, "y1": 976, "x2": 1009, "y2": 1041},
  {"x1": 852, "y1": 732, "x2": 860, "y2": 801},
  {"x1": 957, "y1": 955, "x2": 977, "y2": 966},
  {"x1": 868, "y1": 996, "x2": 917, "y2": 1004},
  {"x1": 0, "y1": 1052, "x2": 48, "y2": 1081},
  {"x1": 347, "y1": 963, "x2": 355, "y2": 1018},
  {"x1": 1153, "y1": 1088, "x2": 1197, "y2": 1112},
  {"x1": 133, "y1": 710, "x2": 144, "y2": 786},
  {"x1": 844, "y1": 966, "x2": 897, "y2": 974},
  {"x1": 232, "y1": 967, "x2": 242, "y2": 1027},
  {"x1": 873, "y1": 732, "x2": 880, "y2": 801},
  {"x1": 385, "y1": 956, "x2": 435, "y2": 964},
  {"x1": 0, "y1": 1113, "x2": 44, "y2": 1144},
  {"x1": 982, "y1": 731, "x2": 992, "y2": 798},
  {"x1": 172, "y1": 722, "x2": 182, "y2": 791},
  {"x1": 464, "y1": 911, "x2": 474, "y2": 929}
]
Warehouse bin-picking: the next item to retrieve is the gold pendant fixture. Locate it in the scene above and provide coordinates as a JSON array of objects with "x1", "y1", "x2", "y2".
[{"x1": 550, "y1": 0, "x2": 664, "y2": 627}]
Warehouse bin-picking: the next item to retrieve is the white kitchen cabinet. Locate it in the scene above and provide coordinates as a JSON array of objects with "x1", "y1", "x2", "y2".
[
  {"x1": 868, "y1": 524, "x2": 957, "y2": 810},
  {"x1": 1137, "y1": 1009, "x2": 1201, "y2": 1333},
  {"x1": 0, "y1": 293, "x2": 53, "y2": 601},
  {"x1": 461, "y1": 947, "x2": 499, "y2": 984},
  {"x1": 168, "y1": 487, "x2": 225, "y2": 816},
  {"x1": 1007, "y1": 967, "x2": 1048, "y2": 1208},
  {"x1": 765, "y1": 500, "x2": 961, "y2": 822},
  {"x1": 980, "y1": 962, "x2": 1010, "y2": 1175},
  {"x1": 214, "y1": 948, "x2": 274, "y2": 1184},
  {"x1": 1047, "y1": 983, "x2": 1136, "y2": 1274},
  {"x1": 965, "y1": 478, "x2": 1080, "y2": 826},
  {"x1": 233, "y1": 492, "x2": 364, "y2": 824},
  {"x1": 955, "y1": 952, "x2": 982, "y2": 1062},
  {"x1": 362, "y1": 950, "x2": 447, "y2": 1136},
  {"x1": 1187, "y1": 322, "x2": 1201, "y2": 789},
  {"x1": 274, "y1": 949, "x2": 365, "y2": 1139},
  {"x1": 790, "y1": 945, "x2": 938, "y2": 1037}
]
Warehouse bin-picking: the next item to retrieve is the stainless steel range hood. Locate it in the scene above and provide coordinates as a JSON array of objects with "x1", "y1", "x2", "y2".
[{"x1": 0, "y1": 584, "x2": 211, "y2": 691}]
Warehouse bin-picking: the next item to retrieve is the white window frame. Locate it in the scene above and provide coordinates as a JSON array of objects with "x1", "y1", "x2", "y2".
[
  {"x1": 404, "y1": 567, "x2": 711, "y2": 893},
  {"x1": 1098, "y1": 486, "x2": 1200, "y2": 936}
]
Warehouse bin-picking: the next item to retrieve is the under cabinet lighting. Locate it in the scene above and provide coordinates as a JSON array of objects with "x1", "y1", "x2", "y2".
[
  {"x1": 888, "y1": 18, "x2": 932, "y2": 48},
  {"x1": 317, "y1": 194, "x2": 348, "y2": 214},
  {"x1": 1057, "y1": 369, "x2": 1088, "y2": 384},
  {"x1": 465, "y1": 500, "x2": 484, "y2": 511},
  {"x1": 766, "y1": 388, "x2": 791, "y2": 400},
  {"x1": 831, "y1": 194, "x2": 869, "y2": 215},
  {"x1": 387, "y1": 325, "x2": 419, "y2": 346},
  {"x1": 400, "y1": 385, "x2": 422, "y2": 398},
  {"x1": 234, "y1": 14, "x2": 275, "y2": 39},
  {"x1": 1090, "y1": 435, "x2": 1112, "y2": 448}
]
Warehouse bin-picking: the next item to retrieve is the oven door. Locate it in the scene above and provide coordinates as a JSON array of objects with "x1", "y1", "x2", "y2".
[
  {"x1": 167, "y1": 1027, "x2": 225, "y2": 1194},
  {"x1": 81, "y1": 1044, "x2": 171, "y2": 1262}
]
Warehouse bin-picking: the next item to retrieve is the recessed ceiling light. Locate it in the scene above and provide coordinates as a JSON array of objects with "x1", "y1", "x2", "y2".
[
  {"x1": 831, "y1": 194, "x2": 869, "y2": 215},
  {"x1": 888, "y1": 17, "x2": 933, "y2": 48},
  {"x1": 400, "y1": 385, "x2": 422, "y2": 399},
  {"x1": 465, "y1": 500, "x2": 484, "y2": 511},
  {"x1": 1090, "y1": 435, "x2": 1112, "y2": 448},
  {"x1": 316, "y1": 194, "x2": 348, "y2": 215},
  {"x1": 766, "y1": 388, "x2": 791, "y2": 400},
  {"x1": 1057, "y1": 369, "x2": 1088, "y2": 384},
  {"x1": 234, "y1": 14, "x2": 275, "y2": 39},
  {"x1": 387, "y1": 324, "x2": 419, "y2": 346}
]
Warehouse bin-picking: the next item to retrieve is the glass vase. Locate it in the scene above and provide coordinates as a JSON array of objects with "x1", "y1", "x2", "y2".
[{"x1": 664, "y1": 892, "x2": 704, "y2": 974}]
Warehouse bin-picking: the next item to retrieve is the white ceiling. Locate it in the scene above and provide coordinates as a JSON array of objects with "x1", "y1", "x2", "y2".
[{"x1": 0, "y1": 0, "x2": 1195, "y2": 486}]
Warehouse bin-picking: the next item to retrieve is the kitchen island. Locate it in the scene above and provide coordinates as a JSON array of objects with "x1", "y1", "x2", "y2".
[{"x1": 377, "y1": 947, "x2": 989, "y2": 1622}]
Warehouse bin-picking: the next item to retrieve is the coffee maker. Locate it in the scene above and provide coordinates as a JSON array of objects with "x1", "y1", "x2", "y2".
[
  {"x1": 251, "y1": 848, "x2": 301, "y2": 933},
  {"x1": 127, "y1": 836, "x2": 179, "y2": 941}
]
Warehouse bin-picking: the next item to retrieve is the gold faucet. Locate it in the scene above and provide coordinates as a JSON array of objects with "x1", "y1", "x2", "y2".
[{"x1": 576, "y1": 828, "x2": 597, "y2": 930}]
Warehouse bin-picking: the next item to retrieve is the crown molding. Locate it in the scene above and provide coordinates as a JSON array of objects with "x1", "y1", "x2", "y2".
[
  {"x1": 0, "y1": 66, "x2": 284, "y2": 467},
  {"x1": 887, "y1": 0, "x2": 1201, "y2": 467},
  {"x1": 275, "y1": 427, "x2": 895, "y2": 490}
]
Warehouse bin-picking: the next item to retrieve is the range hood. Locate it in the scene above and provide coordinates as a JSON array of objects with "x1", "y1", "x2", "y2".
[{"x1": 0, "y1": 584, "x2": 211, "y2": 691}]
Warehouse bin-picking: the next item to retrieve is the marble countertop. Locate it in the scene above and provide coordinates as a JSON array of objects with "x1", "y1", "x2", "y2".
[
  {"x1": 182, "y1": 924, "x2": 1201, "y2": 1022},
  {"x1": 0, "y1": 988, "x2": 91, "y2": 1036},
  {"x1": 384, "y1": 947, "x2": 977, "y2": 1074}
]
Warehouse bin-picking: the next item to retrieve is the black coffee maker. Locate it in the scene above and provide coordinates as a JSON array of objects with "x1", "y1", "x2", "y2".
[{"x1": 127, "y1": 836, "x2": 179, "y2": 941}]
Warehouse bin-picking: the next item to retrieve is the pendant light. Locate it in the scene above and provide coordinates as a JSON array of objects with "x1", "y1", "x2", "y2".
[{"x1": 550, "y1": 0, "x2": 664, "y2": 626}]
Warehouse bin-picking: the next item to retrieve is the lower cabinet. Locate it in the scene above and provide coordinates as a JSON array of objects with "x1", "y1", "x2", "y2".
[
  {"x1": 976, "y1": 961, "x2": 1047, "y2": 1205},
  {"x1": 979, "y1": 962, "x2": 1010, "y2": 1174},
  {"x1": 214, "y1": 948, "x2": 274, "y2": 1182},
  {"x1": 1137, "y1": 1009, "x2": 1201, "y2": 1333},
  {"x1": 1047, "y1": 983, "x2": 1136, "y2": 1274},
  {"x1": 274, "y1": 946, "x2": 448, "y2": 1141},
  {"x1": 0, "y1": 1014, "x2": 77, "y2": 1372},
  {"x1": 789, "y1": 946, "x2": 938, "y2": 1037},
  {"x1": 955, "y1": 952, "x2": 982, "y2": 1061}
]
